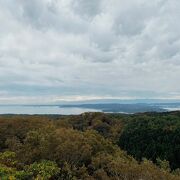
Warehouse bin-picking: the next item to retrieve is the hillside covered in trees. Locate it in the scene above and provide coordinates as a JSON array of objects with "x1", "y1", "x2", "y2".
[{"x1": 0, "y1": 112, "x2": 180, "y2": 179}]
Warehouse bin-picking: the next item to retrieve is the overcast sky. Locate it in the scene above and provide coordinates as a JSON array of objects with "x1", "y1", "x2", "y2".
[{"x1": 0, "y1": 0, "x2": 180, "y2": 104}]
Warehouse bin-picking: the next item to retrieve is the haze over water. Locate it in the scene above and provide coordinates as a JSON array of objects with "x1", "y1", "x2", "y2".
[
  {"x1": 0, "y1": 103, "x2": 180, "y2": 115},
  {"x1": 0, "y1": 105, "x2": 101, "y2": 115}
]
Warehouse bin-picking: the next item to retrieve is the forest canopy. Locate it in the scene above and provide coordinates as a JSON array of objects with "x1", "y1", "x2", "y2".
[{"x1": 0, "y1": 112, "x2": 180, "y2": 179}]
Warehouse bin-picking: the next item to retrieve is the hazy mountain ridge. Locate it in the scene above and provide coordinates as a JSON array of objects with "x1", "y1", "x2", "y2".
[{"x1": 60, "y1": 102, "x2": 180, "y2": 113}]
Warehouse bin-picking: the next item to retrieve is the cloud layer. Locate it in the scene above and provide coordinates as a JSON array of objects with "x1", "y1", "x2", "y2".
[{"x1": 0, "y1": 0, "x2": 180, "y2": 104}]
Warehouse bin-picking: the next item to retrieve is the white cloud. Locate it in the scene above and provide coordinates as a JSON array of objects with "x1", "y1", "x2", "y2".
[{"x1": 0, "y1": 0, "x2": 180, "y2": 104}]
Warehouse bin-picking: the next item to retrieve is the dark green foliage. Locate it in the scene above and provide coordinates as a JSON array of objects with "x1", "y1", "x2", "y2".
[{"x1": 118, "y1": 112, "x2": 180, "y2": 169}]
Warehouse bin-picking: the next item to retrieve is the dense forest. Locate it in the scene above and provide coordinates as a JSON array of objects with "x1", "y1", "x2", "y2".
[{"x1": 0, "y1": 111, "x2": 180, "y2": 179}]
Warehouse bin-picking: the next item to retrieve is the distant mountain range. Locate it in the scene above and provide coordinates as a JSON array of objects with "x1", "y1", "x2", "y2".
[
  {"x1": 60, "y1": 101, "x2": 180, "y2": 113},
  {"x1": 56, "y1": 99, "x2": 180, "y2": 105}
]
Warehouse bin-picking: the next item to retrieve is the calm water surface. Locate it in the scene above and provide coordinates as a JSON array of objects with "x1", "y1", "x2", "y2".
[
  {"x1": 0, "y1": 105, "x2": 101, "y2": 115},
  {"x1": 0, "y1": 105, "x2": 180, "y2": 115}
]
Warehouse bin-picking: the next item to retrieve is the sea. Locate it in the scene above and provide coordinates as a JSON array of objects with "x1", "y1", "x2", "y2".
[
  {"x1": 0, "y1": 104, "x2": 180, "y2": 115},
  {"x1": 0, "y1": 105, "x2": 101, "y2": 115}
]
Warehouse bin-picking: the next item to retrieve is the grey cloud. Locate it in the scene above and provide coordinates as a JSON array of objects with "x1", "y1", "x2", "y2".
[
  {"x1": 72, "y1": 0, "x2": 102, "y2": 18},
  {"x1": 4, "y1": 0, "x2": 87, "y2": 34},
  {"x1": 0, "y1": 0, "x2": 180, "y2": 103}
]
